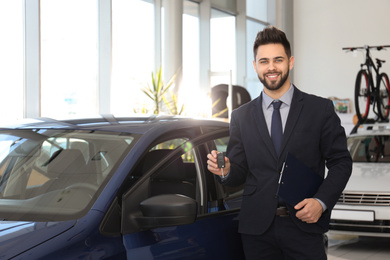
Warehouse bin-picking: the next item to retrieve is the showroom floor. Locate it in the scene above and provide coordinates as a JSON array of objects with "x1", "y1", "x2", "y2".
[{"x1": 327, "y1": 234, "x2": 390, "y2": 259}]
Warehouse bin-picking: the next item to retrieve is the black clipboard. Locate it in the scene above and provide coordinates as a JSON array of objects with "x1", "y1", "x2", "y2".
[{"x1": 277, "y1": 153, "x2": 323, "y2": 206}]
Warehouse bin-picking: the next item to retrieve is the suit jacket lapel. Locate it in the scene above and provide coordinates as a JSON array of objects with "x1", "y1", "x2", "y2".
[
  {"x1": 280, "y1": 86, "x2": 304, "y2": 155},
  {"x1": 252, "y1": 94, "x2": 277, "y2": 158}
]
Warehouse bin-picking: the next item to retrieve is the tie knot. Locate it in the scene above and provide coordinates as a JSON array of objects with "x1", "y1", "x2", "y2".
[{"x1": 272, "y1": 100, "x2": 282, "y2": 110}]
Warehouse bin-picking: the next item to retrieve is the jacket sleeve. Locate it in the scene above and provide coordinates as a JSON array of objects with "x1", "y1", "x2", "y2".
[{"x1": 315, "y1": 100, "x2": 353, "y2": 210}]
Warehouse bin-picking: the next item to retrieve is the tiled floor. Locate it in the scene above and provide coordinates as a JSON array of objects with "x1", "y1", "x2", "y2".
[{"x1": 327, "y1": 233, "x2": 390, "y2": 260}]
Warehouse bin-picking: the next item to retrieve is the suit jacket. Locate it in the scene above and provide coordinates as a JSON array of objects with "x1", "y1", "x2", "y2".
[{"x1": 222, "y1": 86, "x2": 352, "y2": 235}]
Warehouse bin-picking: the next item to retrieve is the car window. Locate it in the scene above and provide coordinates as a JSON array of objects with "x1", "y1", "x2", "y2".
[
  {"x1": 148, "y1": 135, "x2": 244, "y2": 214},
  {"x1": 0, "y1": 129, "x2": 139, "y2": 221},
  {"x1": 118, "y1": 126, "x2": 234, "y2": 235},
  {"x1": 137, "y1": 138, "x2": 197, "y2": 199},
  {"x1": 150, "y1": 138, "x2": 187, "y2": 151},
  {"x1": 130, "y1": 134, "x2": 242, "y2": 216},
  {"x1": 205, "y1": 136, "x2": 244, "y2": 213},
  {"x1": 149, "y1": 138, "x2": 194, "y2": 163},
  {"x1": 348, "y1": 135, "x2": 390, "y2": 162}
]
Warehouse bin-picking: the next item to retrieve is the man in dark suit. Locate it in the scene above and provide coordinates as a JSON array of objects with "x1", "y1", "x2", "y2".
[{"x1": 207, "y1": 26, "x2": 352, "y2": 259}]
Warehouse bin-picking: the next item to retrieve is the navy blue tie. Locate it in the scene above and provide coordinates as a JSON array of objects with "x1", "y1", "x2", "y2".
[{"x1": 271, "y1": 100, "x2": 283, "y2": 155}]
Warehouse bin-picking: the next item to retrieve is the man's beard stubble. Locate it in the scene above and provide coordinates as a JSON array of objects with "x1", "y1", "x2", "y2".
[{"x1": 259, "y1": 70, "x2": 289, "y2": 92}]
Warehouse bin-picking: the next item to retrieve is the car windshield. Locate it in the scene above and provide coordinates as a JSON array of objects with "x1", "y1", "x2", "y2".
[
  {"x1": 0, "y1": 129, "x2": 139, "y2": 221},
  {"x1": 348, "y1": 135, "x2": 390, "y2": 163}
]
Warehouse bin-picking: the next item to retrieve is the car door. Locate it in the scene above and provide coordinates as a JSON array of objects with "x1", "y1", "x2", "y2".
[{"x1": 120, "y1": 128, "x2": 245, "y2": 259}]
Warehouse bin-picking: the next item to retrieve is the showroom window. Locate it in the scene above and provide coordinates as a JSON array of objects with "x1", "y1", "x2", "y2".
[
  {"x1": 210, "y1": 9, "x2": 236, "y2": 89},
  {"x1": 0, "y1": 1, "x2": 23, "y2": 123},
  {"x1": 40, "y1": 0, "x2": 98, "y2": 118},
  {"x1": 111, "y1": 0, "x2": 155, "y2": 116},
  {"x1": 12, "y1": 0, "x2": 274, "y2": 122}
]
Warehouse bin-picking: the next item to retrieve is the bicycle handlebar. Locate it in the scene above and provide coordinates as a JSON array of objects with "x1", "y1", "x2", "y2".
[{"x1": 342, "y1": 45, "x2": 390, "y2": 51}]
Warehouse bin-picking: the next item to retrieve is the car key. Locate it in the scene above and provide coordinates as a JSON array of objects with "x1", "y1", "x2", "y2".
[
  {"x1": 217, "y1": 152, "x2": 225, "y2": 177},
  {"x1": 217, "y1": 152, "x2": 225, "y2": 168}
]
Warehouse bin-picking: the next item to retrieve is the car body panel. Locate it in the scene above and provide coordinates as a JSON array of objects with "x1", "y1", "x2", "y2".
[
  {"x1": 123, "y1": 211, "x2": 243, "y2": 259},
  {"x1": 0, "y1": 116, "x2": 244, "y2": 259},
  {"x1": 11, "y1": 210, "x2": 127, "y2": 259},
  {"x1": 329, "y1": 123, "x2": 390, "y2": 237},
  {"x1": 343, "y1": 163, "x2": 390, "y2": 192},
  {"x1": 0, "y1": 220, "x2": 75, "y2": 259}
]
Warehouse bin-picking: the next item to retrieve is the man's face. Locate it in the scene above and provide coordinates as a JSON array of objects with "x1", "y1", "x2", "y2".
[{"x1": 253, "y1": 43, "x2": 294, "y2": 92}]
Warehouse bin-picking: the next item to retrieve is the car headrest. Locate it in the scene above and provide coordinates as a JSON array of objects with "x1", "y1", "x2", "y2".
[{"x1": 46, "y1": 149, "x2": 89, "y2": 178}]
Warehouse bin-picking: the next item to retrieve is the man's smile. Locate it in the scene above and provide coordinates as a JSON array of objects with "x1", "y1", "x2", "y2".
[{"x1": 265, "y1": 73, "x2": 280, "y2": 81}]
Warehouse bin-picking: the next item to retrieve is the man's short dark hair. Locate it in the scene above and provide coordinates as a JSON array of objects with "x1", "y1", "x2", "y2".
[{"x1": 253, "y1": 26, "x2": 291, "y2": 60}]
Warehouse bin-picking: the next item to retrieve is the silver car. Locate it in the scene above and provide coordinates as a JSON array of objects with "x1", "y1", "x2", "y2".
[{"x1": 330, "y1": 123, "x2": 390, "y2": 237}]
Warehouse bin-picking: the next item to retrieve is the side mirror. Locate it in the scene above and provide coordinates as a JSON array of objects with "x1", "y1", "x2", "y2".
[{"x1": 136, "y1": 194, "x2": 197, "y2": 230}]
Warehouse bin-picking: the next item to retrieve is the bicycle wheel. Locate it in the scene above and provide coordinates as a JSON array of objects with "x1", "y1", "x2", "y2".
[
  {"x1": 354, "y1": 70, "x2": 370, "y2": 123},
  {"x1": 377, "y1": 72, "x2": 390, "y2": 121}
]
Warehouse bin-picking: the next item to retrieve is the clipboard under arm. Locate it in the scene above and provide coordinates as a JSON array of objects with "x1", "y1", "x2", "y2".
[{"x1": 277, "y1": 153, "x2": 323, "y2": 206}]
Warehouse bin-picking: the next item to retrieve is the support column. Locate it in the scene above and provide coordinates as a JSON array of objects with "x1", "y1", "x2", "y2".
[
  {"x1": 199, "y1": 0, "x2": 211, "y2": 93},
  {"x1": 98, "y1": 0, "x2": 112, "y2": 115},
  {"x1": 163, "y1": 0, "x2": 183, "y2": 94},
  {"x1": 236, "y1": 0, "x2": 246, "y2": 87},
  {"x1": 23, "y1": 0, "x2": 40, "y2": 118},
  {"x1": 154, "y1": 0, "x2": 162, "y2": 72},
  {"x1": 274, "y1": 0, "x2": 293, "y2": 80}
]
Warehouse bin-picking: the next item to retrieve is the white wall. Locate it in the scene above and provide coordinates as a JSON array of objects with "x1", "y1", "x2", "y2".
[{"x1": 293, "y1": 0, "x2": 390, "y2": 113}]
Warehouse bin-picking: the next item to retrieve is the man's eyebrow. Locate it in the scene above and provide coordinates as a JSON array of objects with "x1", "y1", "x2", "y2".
[
  {"x1": 273, "y1": 56, "x2": 286, "y2": 60},
  {"x1": 258, "y1": 56, "x2": 285, "y2": 62}
]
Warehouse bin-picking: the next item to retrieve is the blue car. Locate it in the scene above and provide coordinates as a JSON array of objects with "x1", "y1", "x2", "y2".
[{"x1": 0, "y1": 115, "x2": 244, "y2": 259}]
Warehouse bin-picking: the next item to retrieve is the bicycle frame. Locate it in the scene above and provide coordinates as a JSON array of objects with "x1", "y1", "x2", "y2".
[
  {"x1": 361, "y1": 46, "x2": 381, "y2": 94},
  {"x1": 343, "y1": 45, "x2": 390, "y2": 122},
  {"x1": 344, "y1": 45, "x2": 386, "y2": 90}
]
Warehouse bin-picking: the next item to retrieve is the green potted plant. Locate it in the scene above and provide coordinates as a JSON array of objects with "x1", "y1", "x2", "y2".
[{"x1": 142, "y1": 66, "x2": 177, "y2": 115}]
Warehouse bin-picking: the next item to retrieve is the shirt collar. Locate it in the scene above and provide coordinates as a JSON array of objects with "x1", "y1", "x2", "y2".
[{"x1": 263, "y1": 84, "x2": 294, "y2": 109}]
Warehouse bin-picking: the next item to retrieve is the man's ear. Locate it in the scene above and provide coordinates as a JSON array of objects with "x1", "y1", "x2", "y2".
[{"x1": 289, "y1": 56, "x2": 295, "y2": 70}]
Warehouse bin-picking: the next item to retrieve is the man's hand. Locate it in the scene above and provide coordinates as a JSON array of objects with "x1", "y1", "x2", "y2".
[
  {"x1": 294, "y1": 198, "x2": 323, "y2": 223},
  {"x1": 207, "y1": 150, "x2": 230, "y2": 177}
]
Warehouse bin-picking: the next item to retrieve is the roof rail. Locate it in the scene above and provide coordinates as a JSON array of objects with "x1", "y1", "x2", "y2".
[{"x1": 350, "y1": 121, "x2": 390, "y2": 135}]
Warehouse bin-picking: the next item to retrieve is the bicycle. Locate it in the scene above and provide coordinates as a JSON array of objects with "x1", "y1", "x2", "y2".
[{"x1": 343, "y1": 45, "x2": 390, "y2": 123}]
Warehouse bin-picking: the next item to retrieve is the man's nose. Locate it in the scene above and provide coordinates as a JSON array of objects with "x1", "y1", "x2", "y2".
[{"x1": 268, "y1": 61, "x2": 276, "y2": 70}]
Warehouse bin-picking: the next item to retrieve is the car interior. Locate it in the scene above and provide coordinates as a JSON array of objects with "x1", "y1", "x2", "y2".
[{"x1": 142, "y1": 149, "x2": 196, "y2": 199}]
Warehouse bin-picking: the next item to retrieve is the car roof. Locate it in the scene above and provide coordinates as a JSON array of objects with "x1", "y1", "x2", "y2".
[
  {"x1": 0, "y1": 115, "x2": 229, "y2": 135},
  {"x1": 349, "y1": 122, "x2": 390, "y2": 137}
]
